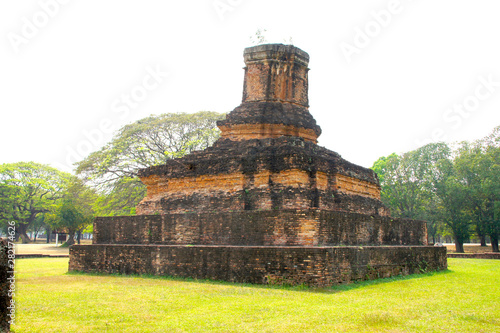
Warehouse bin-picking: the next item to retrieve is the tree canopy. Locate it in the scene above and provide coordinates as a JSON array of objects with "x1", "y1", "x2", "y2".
[
  {"x1": 45, "y1": 176, "x2": 97, "y2": 245},
  {"x1": 0, "y1": 162, "x2": 71, "y2": 243},
  {"x1": 75, "y1": 111, "x2": 225, "y2": 216},
  {"x1": 372, "y1": 125, "x2": 500, "y2": 252},
  {"x1": 76, "y1": 111, "x2": 225, "y2": 187}
]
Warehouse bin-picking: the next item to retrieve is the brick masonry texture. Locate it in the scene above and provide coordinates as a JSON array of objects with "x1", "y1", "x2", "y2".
[
  {"x1": 92, "y1": 210, "x2": 428, "y2": 247},
  {"x1": 69, "y1": 43, "x2": 447, "y2": 286},
  {"x1": 218, "y1": 123, "x2": 319, "y2": 143},
  {"x1": 69, "y1": 245, "x2": 447, "y2": 287},
  {"x1": 136, "y1": 137, "x2": 388, "y2": 216},
  {"x1": 241, "y1": 44, "x2": 310, "y2": 106}
]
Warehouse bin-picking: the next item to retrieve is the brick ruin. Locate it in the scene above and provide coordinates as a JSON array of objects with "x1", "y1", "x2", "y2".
[{"x1": 69, "y1": 44, "x2": 447, "y2": 286}]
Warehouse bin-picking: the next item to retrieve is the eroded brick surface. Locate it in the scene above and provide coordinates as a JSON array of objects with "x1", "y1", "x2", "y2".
[
  {"x1": 93, "y1": 210, "x2": 428, "y2": 247},
  {"x1": 69, "y1": 245, "x2": 447, "y2": 287},
  {"x1": 219, "y1": 124, "x2": 318, "y2": 143},
  {"x1": 136, "y1": 137, "x2": 386, "y2": 216},
  {"x1": 241, "y1": 44, "x2": 309, "y2": 106}
]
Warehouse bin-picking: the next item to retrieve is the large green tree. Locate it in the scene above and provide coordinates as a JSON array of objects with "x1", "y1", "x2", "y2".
[
  {"x1": 0, "y1": 183, "x2": 19, "y2": 238},
  {"x1": 432, "y1": 157, "x2": 474, "y2": 253},
  {"x1": 480, "y1": 127, "x2": 500, "y2": 252},
  {"x1": 93, "y1": 177, "x2": 145, "y2": 216},
  {"x1": 436, "y1": 127, "x2": 500, "y2": 252},
  {"x1": 372, "y1": 126, "x2": 500, "y2": 252},
  {"x1": 76, "y1": 112, "x2": 225, "y2": 185},
  {"x1": 457, "y1": 131, "x2": 500, "y2": 252},
  {"x1": 372, "y1": 143, "x2": 450, "y2": 220},
  {"x1": 0, "y1": 162, "x2": 70, "y2": 243},
  {"x1": 46, "y1": 176, "x2": 97, "y2": 245},
  {"x1": 76, "y1": 111, "x2": 225, "y2": 216},
  {"x1": 48, "y1": 200, "x2": 87, "y2": 246}
]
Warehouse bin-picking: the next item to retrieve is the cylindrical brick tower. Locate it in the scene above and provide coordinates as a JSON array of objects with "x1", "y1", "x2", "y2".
[
  {"x1": 242, "y1": 43, "x2": 309, "y2": 106},
  {"x1": 217, "y1": 44, "x2": 321, "y2": 143}
]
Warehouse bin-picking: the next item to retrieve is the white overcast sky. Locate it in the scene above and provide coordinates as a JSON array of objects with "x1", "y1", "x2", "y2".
[{"x1": 1, "y1": 0, "x2": 499, "y2": 173}]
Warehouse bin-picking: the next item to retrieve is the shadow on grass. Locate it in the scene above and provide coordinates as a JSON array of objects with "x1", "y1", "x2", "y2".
[
  {"x1": 313, "y1": 269, "x2": 453, "y2": 293},
  {"x1": 66, "y1": 268, "x2": 453, "y2": 294}
]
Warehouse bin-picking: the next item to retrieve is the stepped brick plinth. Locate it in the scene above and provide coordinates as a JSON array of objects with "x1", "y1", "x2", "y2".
[
  {"x1": 70, "y1": 44, "x2": 447, "y2": 286},
  {"x1": 136, "y1": 137, "x2": 389, "y2": 216}
]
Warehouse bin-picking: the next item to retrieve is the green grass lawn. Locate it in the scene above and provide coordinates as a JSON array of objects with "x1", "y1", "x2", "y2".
[{"x1": 12, "y1": 258, "x2": 500, "y2": 333}]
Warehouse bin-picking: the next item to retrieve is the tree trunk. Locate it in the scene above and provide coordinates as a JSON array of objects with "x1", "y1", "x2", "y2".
[
  {"x1": 19, "y1": 233, "x2": 31, "y2": 243},
  {"x1": 454, "y1": 236, "x2": 465, "y2": 253},
  {"x1": 491, "y1": 235, "x2": 499, "y2": 253},
  {"x1": 480, "y1": 234, "x2": 487, "y2": 247},
  {"x1": 77, "y1": 231, "x2": 81, "y2": 245},
  {"x1": 17, "y1": 224, "x2": 31, "y2": 244},
  {"x1": 46, "y1": 228, "x2": 51, "y2": 243},
  {"x1": 64, "y1": 232, "x2": 76, "y2": 246}
]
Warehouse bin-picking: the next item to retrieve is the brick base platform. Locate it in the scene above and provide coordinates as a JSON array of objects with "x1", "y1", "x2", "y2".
[
  {"x1": 69, "y1": 245, "x2": 447, "y2": 287},
  {"x1": 92, "y1": 210, "x2": 428, "y2": 247}
]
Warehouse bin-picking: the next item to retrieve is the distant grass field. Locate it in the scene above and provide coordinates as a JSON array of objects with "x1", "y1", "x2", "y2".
[{"x1": 12, "y1": 258, "x2": 500, "y2": 333}]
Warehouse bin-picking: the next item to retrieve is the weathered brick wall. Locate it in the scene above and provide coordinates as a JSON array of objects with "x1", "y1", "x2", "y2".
[
  {"x1": 137, "y1": 137, "x2": 386, "y2": 216},
  {"x1": 218, "y1": 102, "x2": 321, "y2": 140},
  {"x1": 138, "y1": 173, "x2": 384, "y2": 216},
  {"x1": 69, "y1": 244, "x2": 447, "y2": 287},
  {"x1": 334, "y1": 174, "x2": 381, "y2": 198},
  {"x1": 218, "y1": 123, "x2": 319, "y2": 143},
  {"x1": 241, "y1": 44, "x2": 309, "y2": 106},
  {"x1": 93, "y1": 210, "x2": 427, "y2": 247},
  {"x1": 141, "y1": 170, "x2": 379, "y2": 202}
]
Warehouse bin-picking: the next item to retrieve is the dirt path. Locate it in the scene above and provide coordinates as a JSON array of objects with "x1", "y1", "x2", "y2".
[
  {"x1": 14, "y1": 240, "x2": 92, "y2": 256},
  {"x1": 445, "y1": 244, "x2": 496, "y2": 253},
  {"x1": 15, "y1": 243, "x2": 69, "y2": 256}
]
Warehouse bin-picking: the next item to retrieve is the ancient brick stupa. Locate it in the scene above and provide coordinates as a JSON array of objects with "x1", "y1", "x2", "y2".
[{"x1": 70, "y1": 44, "x2": 447, "y2": 286}]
